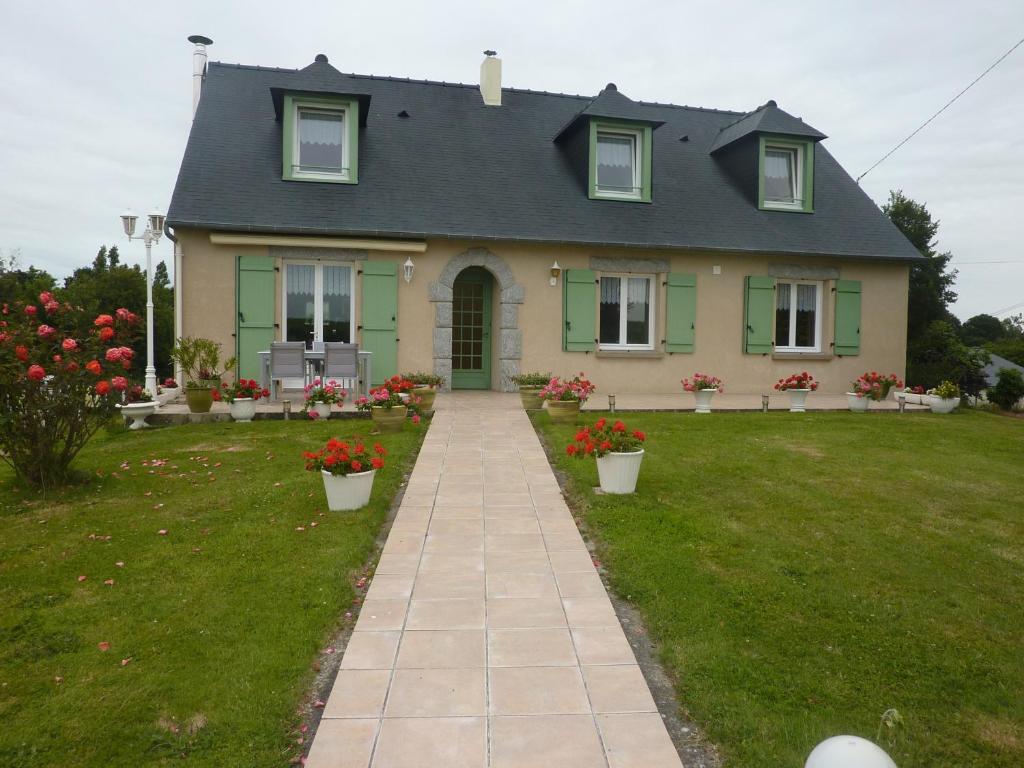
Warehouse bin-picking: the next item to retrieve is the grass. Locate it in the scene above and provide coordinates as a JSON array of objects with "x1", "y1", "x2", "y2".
[
  {"x1": 0, "y1": 418, "x2": 422, "y2": 767},
  {"x1": 535, "y1": 409, "x2": 1024, "y2": 768}
]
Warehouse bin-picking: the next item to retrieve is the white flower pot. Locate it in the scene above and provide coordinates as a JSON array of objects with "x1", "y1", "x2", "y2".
[
  {"x1": 310, "y1": 402, "x2": 332, "y2": 420},
  {"x1": 119, "y1": 402, "x2": 156, "y2": 430},
  {"x1": 693, "y1": 389, "x2": 716, "y2": 413},
  {"x1": 321, "y1": 469, "x2": 376, "y2": 511},
  {"x1": 786, "y1": 388, "x2": 811, "y2": 413},
  {"x1": 846, "y1": 393, "x2": 870, "y2": 412},
  {"x1": 596, "y1": 450, "x2": 644, "y2": 494},
  {"x1": 928, "y1": 396, "x2": 959, "y2": 414},
  {"x1": 229, "y1": 397, "x2": 257, "y2": 422}
]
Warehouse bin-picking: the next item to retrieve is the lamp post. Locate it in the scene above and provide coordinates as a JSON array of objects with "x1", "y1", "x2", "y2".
[{"x1": 120, "y1": 207, "x2": 165, "y2": 399}]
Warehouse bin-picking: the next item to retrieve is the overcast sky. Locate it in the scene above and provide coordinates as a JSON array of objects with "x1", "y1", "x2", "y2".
[{"x1": 2, "y1": 1, "x2": 1022, "y2": 320}]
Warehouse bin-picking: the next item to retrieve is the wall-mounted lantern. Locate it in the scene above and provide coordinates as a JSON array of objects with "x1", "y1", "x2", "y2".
[
  {"x1": 549, "y1": 260, "x2": 561, "y2": 287},
  {"x1": 403, "y1": 256, "x2": 415, "y2": 284}
]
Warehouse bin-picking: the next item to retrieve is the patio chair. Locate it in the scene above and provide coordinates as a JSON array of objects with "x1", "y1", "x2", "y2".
[
  {"x1": 322, "y1": 342, "x2": 360, "y2": 398},
  {"x1": 269, "y1": 341, "x2": 308, "y2": 401}
]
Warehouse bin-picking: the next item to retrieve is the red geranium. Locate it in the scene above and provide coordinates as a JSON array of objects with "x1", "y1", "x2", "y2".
[
  {"x1": 774, "y1": 371, "x2": 820, "y2": 392},
  {"x1": 566, "y1": 418, "x2": 646, "y2": 459},
  {"x1": 27, "y1": 364, "x2": 46, "y2": 382},
  {"x1": 304, "y1": 439, "x2": 387, "y2": 476}
]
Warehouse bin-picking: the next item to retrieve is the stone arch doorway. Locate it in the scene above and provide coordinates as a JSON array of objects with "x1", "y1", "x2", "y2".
[{"x1": 429, "y1": 247, "x2": 524, "y2": 391}]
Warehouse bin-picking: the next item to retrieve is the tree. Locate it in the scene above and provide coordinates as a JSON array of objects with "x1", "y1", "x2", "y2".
[
  {"x1": 988, "y1": 368, "x2": 1024, "y2": 411},
  {"x1": 883, "y1": 191, "x2": 958, "y2": 341},
  {"x1": 906, "y1": 319, "x2": 989, "y2": 396},
  {"x1": 0, "y1": 249, "x2": 57, "y2": 306},
  {"x1": 960, "y1": 314, "x2": 1005, "y2": 346}
]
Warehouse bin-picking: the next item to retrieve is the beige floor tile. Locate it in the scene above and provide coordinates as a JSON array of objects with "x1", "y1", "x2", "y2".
[
  {"x1": 364, "y1": 574, "x2": 414, "y2": 601},
  {"x1": 305, "y1": 718, "x2": 378, "y2": 768},
  {"x1": 388, "y1": 520, "x2": 428, "y2": 537},
  {"x1": 549, "y1": 550, "x2": 597, "y2": 574},
  {"x1": 483, "y1": 505, "x2": 536, "y2": 519},
  {"x1": 581, "y1": 665, "x2": 657, "y2": 713},
  {"x1": 371, "y1": 716, "x2": 486, "y2": 768},
  {"x1": 406, "y1": 598, "x2": 486, "y2": 630},
  {"x1": 486, "y1": 551, "x2": 552, "y2": 574},
  {"x1": 431, "y1": 505, "x2": 484, "y2": 519},
  {"x1": 339, "y1": 631, "x2": 401, "y2": 669},
  {"x1": 322, "y1": 669, "x2": 391, "y2": 718},
  {"x1": 396, "y1": 629, "x2": 486, "y2": 668},
  {"x1": 488, "y1": 628, "x2": 577, "y2": 667},
  {"x1": 393, "y1": 505, "x2": 432, "y2": 520},
  {"x1": 597, "y1": 713, "x2": 683, "y2": 768},
  {"x1": 413, "y1": 571, "x2": 485, "y2": 600},
  {"x1": 486, "y1": 572, "x2": 559, "y2": 599},
  {"x1": 374, "y1": 553, "x2": 420, "y2": 576},
  {"x1": 428, "y1": 518, "x2": 485, "y2": 535},
  {"x1": 485, "y1": 517, "x2": 541, "y2": 535},
  {"x1": 418, "y1": 552, "x2": 485, "y2": 574},
  {"x1": 436, "y1": 492, "x2": 484, "y2": 506},
  {"x1": 571, "y1": 627, "x2": 637, "y2": 665},
  {"x1": 423, "y1": 533, "x2": 485, "y2": 553},
  {"x1": 490, "y1": 715, "x2": 606, "y2": 768},
  {"x1": 381, "y1": 535, "x2": 425, "y2": 555},
  {"x1": 485, "y1": 533, "x2": 547, "y2": 552},
  {"x1": 487, "y1": 597, "x2": 567, "y2": 629},
  {"x1": 484, "y1": 492, "x2": 535, "y2": 506},
  {"x1": 562, "y1": 596, "x2": 618, "y2": 628},
  {"x1": 555, "y1": 571, "x2": 607, "y2": 598},
  {"x1": 354, "y1": 599, "x2": 409, "y2": 632},
  {"x1": 399, "y1": 493, "x2": 436, "y2": 507},
  {"x1": 539, "y1": 518, "x2": 582, "y2": 536},
  {"x1": 488, "y1": 666, "x2": 591, "y2": 715},
  {"x1": 384, "y1": 667, "x2": 486, "y2": 717},
  {"x1": 543, "y1": 533, "x2": 588, "y2": 552}
]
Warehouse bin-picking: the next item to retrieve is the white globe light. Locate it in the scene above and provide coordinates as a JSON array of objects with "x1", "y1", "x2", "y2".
[{"x1": 806, "y1": 736, "x2": 896, "y2": 768}]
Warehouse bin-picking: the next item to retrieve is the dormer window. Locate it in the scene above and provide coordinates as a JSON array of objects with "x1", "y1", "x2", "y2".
[
  {"x1": 588, "y1": 121, "x2": 652, "y2": 202},
  {"x1": 281, "y1": 94, "x2": 359, "y2": 184},
  {"x1": 758, "y1": 136, "x2": 813, "y2": 213}
]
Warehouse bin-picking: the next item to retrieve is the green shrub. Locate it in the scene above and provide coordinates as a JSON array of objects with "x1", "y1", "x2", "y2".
[
  {"x1": 932, "y1": 380, "x2": 960, "y2": 399},
  {"x1": 511, "y1": 371, "x2": 552, "y2": 387},
  {"x1": 988, "y1": 368, "x2": 1024, "y2": 411}
]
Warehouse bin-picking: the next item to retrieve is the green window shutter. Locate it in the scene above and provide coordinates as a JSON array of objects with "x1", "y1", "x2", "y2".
[
  {"x1": 236, "y1": 255, "x2": 276, "y2": 380},
  {"x1": 361, "y1": 261, "x2": 398, "y2": 384},
  {"x1": 743, "y1": 275, "x2": 776, "y2": 354},
  {"x1": 665, "y1": 273, "x2": 697, "y2": 353},
  {"x1": 834, "y1": 279, "x2": 862, "y2": 356},
  {"x1": 563, "y1": 269, "x2": 596, "y2": 352}
]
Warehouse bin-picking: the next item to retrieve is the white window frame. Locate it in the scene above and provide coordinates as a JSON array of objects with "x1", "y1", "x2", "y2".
[
  {"x1": 293, "y1": 102, "x2": 351, "y2": 181},
  {"x1": 598, "y1": 273, "x2": 656, "y2": 351},
  {"x1": 280, "y1": 259, "x2": 356, "y2": 346},
  {"x1": 595, "y1": 128, "x2": 643, "y2": 200},
  {"x1": 774, "y1": 279, "x2": 823, "y2": 353},
  {"x1": 763, "y1": 144, "x2": 804, "y2": 210}
]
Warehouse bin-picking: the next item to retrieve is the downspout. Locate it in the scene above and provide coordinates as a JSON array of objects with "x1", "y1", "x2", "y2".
[{"x1": 165, "y1": 225, "x2": 184, "y2": 384}]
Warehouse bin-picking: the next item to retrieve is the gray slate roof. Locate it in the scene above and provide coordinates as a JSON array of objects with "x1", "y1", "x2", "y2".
[
  {"x1": 166, "y1": 58, "x2": 921, "y2": 261},
  {"x1": 709, "y1": 100, "x2": 827, "y2": 153},
  {"x1": 983, "y1": 353, "x2": 1024, "y2": 387}
]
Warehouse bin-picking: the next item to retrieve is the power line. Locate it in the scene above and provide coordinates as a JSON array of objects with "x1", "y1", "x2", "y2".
[
  {"x1": 857, "y1": 35, "x2": 1024, "y2": 182},
  {"x1": 952, "y1": 259, "x2": 1024, "y2": 265},
  {"x1": 991, "y1": 300, "x2": 1024, "y2": 316}
]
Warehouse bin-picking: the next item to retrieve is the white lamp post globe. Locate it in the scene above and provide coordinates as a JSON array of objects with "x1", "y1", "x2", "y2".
[
  {"x1": 806, "y1": 736, "x2": 896, "y2": 768},
  {"x1": 148, "y1": 208, "x2": 165, "y2": 239},
  {"x1": 121, "y1": 209, "x2": 138, "y2": 238}
]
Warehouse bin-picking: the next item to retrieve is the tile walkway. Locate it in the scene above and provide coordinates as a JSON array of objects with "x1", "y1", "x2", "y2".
[{"x1": 306, "y1": 392, "x2": 683, "y2": 768}]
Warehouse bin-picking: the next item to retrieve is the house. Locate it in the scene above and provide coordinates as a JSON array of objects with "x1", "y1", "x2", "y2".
[
  {"x1": 166, "y1": 40, "x2": 921, "y2": 393},
  {"x1": 983, "y1": 353, "x2": 1024, "y2": 389}
]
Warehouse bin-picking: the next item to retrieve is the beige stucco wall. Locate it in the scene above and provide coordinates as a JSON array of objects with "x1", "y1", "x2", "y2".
[{"x1": 176, "y1": 229, "x2": 909, "y2": 395}]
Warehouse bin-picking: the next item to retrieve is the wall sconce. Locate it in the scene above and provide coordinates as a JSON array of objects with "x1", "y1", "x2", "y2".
[
  {"x1": 403, "y1": 256, "x2": 415, "y2": 284},
  {"x1": 761, "y1": 394, "x2": 770, "y2": 412},
  {"x1": 549, "y1": 260, "x2": 561, "y2": 287},
  {"x1": 608, "y1": 394, "x2": 616, "y2": 412}
]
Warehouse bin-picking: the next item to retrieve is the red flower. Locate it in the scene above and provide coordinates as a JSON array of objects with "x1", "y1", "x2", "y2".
[
  {"x1": 95, "y1": 380, "x2": 111, "y2": 396},
  {"x1": 27, "y1": 364, "x2": 46, "y2": 382},
  {"x1": 39, "y1": 291, "x2": 54, "y2": 304},
  {"x1": 25, "y1": 305, "x2": 37, "y2": 316},
  {"x1": 65, "y1": 361, "x2": 79, "y2": 372},
  {"x1": 612, "y1": 420, "x2": 626, "y2": 433},
  {"x1": 374, "y1": 443, "x2": 386, "y2": 456},
  {"x1": 371, "y1": 457, "x2": 384, "y2": 469},
  {"x1": 633, "y1": 430, "x2": 646, "y2": 441},
  {"x1": 16, "y1": 345, "x2": 29, "y2": 362},
  {"x1": 105, "y1": 347, "x2": 122, "y2": 361},
  {"x1": 111, "y1": 376, "x2": 128, "y2": 392},
  {"x1": 99, "y1": 327, "x2": 114, "y2": 341},
  {"x1": 566, "y1": 444, "x2": 578, "y2": 456},
  {"x1": 44, "y1": 300, "x2": 59, "y2": 313},
  {"x1": 115, "y1": 308, "x2": 131, "y2": 321},
  {"x1": 350, "y1": 460, "x2": 362, "y2": 472},
  {"x1": 94, "y1": 314, "x2": 114, "y2": 327},
  {"x1": 324, "y1": 454, "x2": 338, "y2": 467},
  {"x1": 86, "y1": 360, "x2": 102, "y2": 375},
  {"x1": 211, "y1": 389, "x2": 221, "y2": 401},
  {"x1": 62, "y1": 338, "x2": 78, "y2": 351},
  {"x1": 37, "y1": 324, "x2": 56, "y2": 339}
]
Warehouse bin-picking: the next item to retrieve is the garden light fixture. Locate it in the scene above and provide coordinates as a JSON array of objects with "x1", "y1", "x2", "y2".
[
  {"x1": 403, "y1": 256, "x2": 415, "y2": 283},
  {"x1": 549, "y1": 261, "x2": 561, "y2": 286},
  {"x1": 118, "y1": 206, "x2": 164, "y2": 400},
  {"x1": 805, "y1": 735, "x2": 897, "y2": 768}
]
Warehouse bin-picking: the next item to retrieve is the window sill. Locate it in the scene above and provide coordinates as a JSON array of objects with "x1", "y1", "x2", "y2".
[
  {"x1": 596, "y1": 349, "x2": 664, "y2": 359},
  {"x1": 772, "y1": 351, "x2": 833, "y2": 361}
]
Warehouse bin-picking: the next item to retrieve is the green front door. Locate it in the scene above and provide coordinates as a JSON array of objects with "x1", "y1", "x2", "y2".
[{"x1": 451, "y1": 267, "x2": 492, "y2": 389}]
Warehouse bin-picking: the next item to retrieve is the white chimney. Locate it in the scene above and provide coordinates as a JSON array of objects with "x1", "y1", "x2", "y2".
[
  {"x1": 188, "y1": 35, "x2": 213, "y2": 118},
  {"x1": 480, "y1": 50, "x2": 502, "y2": 106}
]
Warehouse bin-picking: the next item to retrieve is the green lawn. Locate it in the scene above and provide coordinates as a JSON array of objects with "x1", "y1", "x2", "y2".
[
  {"x1": 535, "y1": 409, "x2": 1024, "y2": 768},
  {"x1": 0, "y1": 419, "x2": 422, "y2": 767}
]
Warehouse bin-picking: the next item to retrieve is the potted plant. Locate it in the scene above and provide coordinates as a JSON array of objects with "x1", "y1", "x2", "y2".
[
  {"x1": 681, "y1": 373, "x2": 723, "y2": 413},
  {"x1": 401, "y1": 372, "x2": 442, "y2": 413},
  {"x1": 566, "y1": 417, "x2": 647, "y2": 494},
  {"x1": 303, "y1": 377, "x2": 346, "y2": 420},
  {"x1": 158, "y1": 377, "x2": 180, "y2": 399},
  {"x1": 511, "y1": 372, "x2": 552, "y2": 410},
  {"x1": 847, "y1": 371, "x2": 903, "y2": 412},
  {"x1": 355, "y1": 380, "x2": 409, "y2": 433},
  {"x1": 539, "y1": 373, "x2": 596, "y2": 423},
  {"x1": 215, "y1": 378, "x2": 270, "y2": 422},
  {"x1": 774, "y1": 371, "x2": 819, "y2": 413},
  {"x1": 169, "y1": 337, "x2": 237, "y2": 414},
  {"x1": 928, "y1": 380, "x2": 960, "y2": 414},
  {"x1": 898, "y1": 385, "x2": 927, "y2": 405},
  {"x1": 303, "y1": 438, "x2": 387, "y2": 511},
  {"x1": 118, "y1": 383, "x2": 156, "y2": 430}
]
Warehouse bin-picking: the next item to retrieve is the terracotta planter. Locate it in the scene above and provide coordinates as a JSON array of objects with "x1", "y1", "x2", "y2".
[
  {"x1": 308, "y1": 402, "x2": 332, "y2": 420},
  {"x1": 321, "y1": 469, "x2": 376, "y2": 511},
  {"x1": 693, "y1": 389, "x2": 716, "y2": 414},
  {"x1": 786, "y1": 388, "x2": 811, "y2": 413},
  {"x1": 546, "y1": 400, "x2": 581, "y2": 423},
  {"x1": 412, "y1": 387, "x2": 436, "y2": 412},
  {"x1": 596, "y1": 450, "x2": 644, "y2": 494},
  {"x1": 184, "y1": 385, "x2": 213, "y2": 414},
  {"x1": 372, "y1": 405, "x2": 408, "y2": 432},
  {"x1": 229, "y1": 397, "x2": 257, "y2": 422},
  {"x1": 118, "y1": 402, "x2": 156, "y2": 430},
  {"x1": 846, "y1": 393, "x2": 870, "y2": 412},
  {"x1": 518, "y1": 386, "x2": 544, "y2": 410}
]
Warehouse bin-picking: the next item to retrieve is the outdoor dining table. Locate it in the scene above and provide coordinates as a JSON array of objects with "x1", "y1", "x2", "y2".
[{"x1": 257, "y1": 349, "x2": 373, "y2": 399}]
